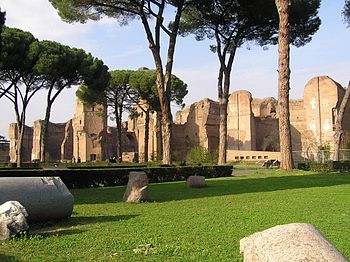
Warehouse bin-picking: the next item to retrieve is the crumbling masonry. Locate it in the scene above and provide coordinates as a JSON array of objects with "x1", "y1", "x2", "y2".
[{"x1": 8, "y1": 76, "x2": 350, "y2": 163}]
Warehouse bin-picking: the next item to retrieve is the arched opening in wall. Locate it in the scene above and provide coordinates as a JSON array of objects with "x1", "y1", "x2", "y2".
[
  {"x1": 262, "y1": 135, "x2": 279, "y2": 152},
  {"x1": 126, "y1": 134, "x2": 136, "y2": 152}
]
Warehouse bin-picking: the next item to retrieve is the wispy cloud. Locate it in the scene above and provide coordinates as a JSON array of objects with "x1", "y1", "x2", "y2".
[{"x1": 109, "y1": 46, "x2": 147, "y2": 60}]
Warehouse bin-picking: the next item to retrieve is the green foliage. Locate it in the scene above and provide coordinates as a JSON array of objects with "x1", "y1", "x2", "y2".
[
  {"x1": 318, "y1": 143, "x2": 331, "y2": 151},
  {"x1": 0, "y1": 8, "x2": 5, "y2": 51},
  {"x1": 1, "y1": 171, "x2": 350, "y2": 260},
  {"x1": 344, "y1": 0, "x2": 350, "y2": 26},
  {"x1": 298, "y1": 160, "x2": 350, "y2": 172},
  {"x1": 0, "y1": 9, "x2": 4, "y2": 29},
  {"x1": 186, "y1": 146, "x2": 217, "y2": 165},
  {"x1": 180, "y1": 0, "x2": 321, "y2": 50},
  {"x1": 129, "y1": 69, "x2": 188, "y2": 110},
  {"x1": 0, "y1": 27, "x2": 37, "y2": 76}
]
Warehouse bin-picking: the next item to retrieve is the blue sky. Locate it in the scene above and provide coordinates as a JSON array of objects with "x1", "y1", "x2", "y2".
[{"x1": 0, "y1": 0, "x2": 349, "y2": 139}]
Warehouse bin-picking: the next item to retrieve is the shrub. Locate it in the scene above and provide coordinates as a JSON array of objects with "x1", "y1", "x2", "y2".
[
  {"x1": 0, "y1": 165, "x2": 234, "y2": 189},
  {"x1": 186, "y1": 146, "x2": 217, "y2": 165},
  {"x1": 297, "y1": 160, "x2": 350, "y2": 172}
]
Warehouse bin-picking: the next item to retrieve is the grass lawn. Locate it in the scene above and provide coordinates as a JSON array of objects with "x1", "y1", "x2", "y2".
[{"x1": 1, "y1": 170, "x2": 350, "y2": 261}]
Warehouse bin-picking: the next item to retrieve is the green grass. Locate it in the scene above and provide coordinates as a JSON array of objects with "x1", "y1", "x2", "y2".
[
  {"x1": 231, "y1": 161, "x2": 265, "y2": 170},
  {"x1": 1, "y1": 170, "x2": 350, "y2": 261}
]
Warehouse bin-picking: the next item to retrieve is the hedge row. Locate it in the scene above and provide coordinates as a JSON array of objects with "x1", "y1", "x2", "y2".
[
  {"x1": 297, "y1": 161, "x2": 350, "y2": 172},
  {"x1": 66, "y1": 164, "x2": 147, "y2": 169},
  {"x1": 0, "y1": 165, "x2": 234, "y2": 189}
]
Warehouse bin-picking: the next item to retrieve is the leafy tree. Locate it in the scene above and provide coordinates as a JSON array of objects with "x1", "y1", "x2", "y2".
[
  {"x1": 49, "y1": 0, "x2": 193, "y2": 165},
  {"x1": 105, "y1": 70, "x2": 133, "y2": 162},
  {"x1": 77, "y1": 70, "x2": 134, "y2": 163},
  {"x1": 129, "y1": 69, "x2": 187, "y2": 162},
  {"x1": 129, "y1": 69, "x2": 158, "y2": 162},
  {"x1": 0, "y1": 27, "x2": 42, "y2": 166},
  {"x1": 34, "y1": 40, "x2": 109, "y2": 162},
  {"x1": 180, "y1": 0, "x2": 320, "y2": 165}
]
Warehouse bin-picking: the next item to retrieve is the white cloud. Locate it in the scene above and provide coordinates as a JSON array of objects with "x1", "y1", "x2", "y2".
[{"x1": 2, "y1": 0, "x2": 92, "y2": 44}]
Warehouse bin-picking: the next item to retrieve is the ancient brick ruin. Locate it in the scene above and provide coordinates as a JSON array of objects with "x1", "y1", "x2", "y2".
[{"x1": 7, "y1": 75, "x2": 350, "y2": 163}]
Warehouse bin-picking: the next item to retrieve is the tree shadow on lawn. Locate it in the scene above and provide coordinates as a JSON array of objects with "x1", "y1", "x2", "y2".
[
  {"x1": 29, "y1": 215, "x2": 137, "y2": 238},
  {"x1": 75, "y1": 172, "x2": 350, "y2": 204},
  {"x1": 151, "y1": 172, "x2": 350, "y2": 202},
  {"x1": 0, "y1": 254, "x2": 20, "y2": 262}
]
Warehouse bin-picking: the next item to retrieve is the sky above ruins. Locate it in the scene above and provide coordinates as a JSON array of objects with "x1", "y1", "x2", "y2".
[{"x1": 1, "y1": 0, "x2": 350, "y2": 139}]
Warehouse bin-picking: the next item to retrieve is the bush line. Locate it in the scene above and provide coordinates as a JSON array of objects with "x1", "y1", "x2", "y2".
[
  {"x1": 0, "y1": 165, "x2": 234, "y2": 189},
  {"x1": 297, "y1": 161, "x2": 350, "y2": 172}
]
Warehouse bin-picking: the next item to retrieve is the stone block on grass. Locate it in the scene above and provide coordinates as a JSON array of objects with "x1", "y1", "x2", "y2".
[
  {"x1": 0, "y1": 177, "x2": 74, "y2": 222},
  {"x1": 123, "y1": 171, "x2": 148, "y2": 203},
  {"x1": 0, "y1": 201, "x2": 28, "y2": 240},
  {"x1": 240, "y1": 223, "x2": 347, "y2": 262},
  {"x1": 186, "y1": 176, "x2": 206, "y2": 188}
]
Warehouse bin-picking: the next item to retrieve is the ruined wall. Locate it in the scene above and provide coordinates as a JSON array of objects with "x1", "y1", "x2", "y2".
[
  {"x1": 227, "y1": 91, "x2": 256, "y2": 150},
  {"x1": 9, "y1": 123, "x2": 33, "y2": 163},
  {"x1": 127, "y1": 104, "x2": 162, "y2": 162},
  {"x1": 252, "y1": 97, "x2": 278, "y2": 118},
  {"x1": 31, "y1": 120, "x2": 66, "y2": 161},
  {"x1": 289, "y1": 100, "x2": 304, "y2": 151},
  {"x1": 255, "y1": 117, "x2": 279, "y2": 151},
  {"x1": 303, "y1": 76, "x2": 343, "y2": 151},
  {"x1": 73, "y1": 99, "x2": 106, "y2": 162},
  {"x1": 173, "y1": 98, "x2": 219, "y2": 160},
  {"x1": 0, "y1": 142, "x2": 9, "y2": 162}
]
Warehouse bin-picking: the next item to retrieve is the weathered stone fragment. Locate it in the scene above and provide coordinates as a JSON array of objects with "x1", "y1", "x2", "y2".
[
  {"x1": 240, "y1": 223, "x2": 347, "y2": 262},
  {"x1": 123, "y1": 171, "x2": 148, "y2": 203},
  {"x1": 0, "y1": 177, "x2": 74, "y2": 222},
  {"x1": 186, "y1": 176, "x2": 206, "y2": 188},
  {"x1": 0, "y1": 201, "x2": 28, "y2": 240}
]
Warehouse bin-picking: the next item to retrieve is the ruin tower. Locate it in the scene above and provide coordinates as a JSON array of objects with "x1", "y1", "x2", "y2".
[
  {"x1": 227, "y1": 90, "x2": 256, "y2": 150},
  {"x1": 72, "y1": 98, "x2": 107, "y2": 162},
  {"x1": 303, "y1": 76, "x2": 350, "y2": 151}
]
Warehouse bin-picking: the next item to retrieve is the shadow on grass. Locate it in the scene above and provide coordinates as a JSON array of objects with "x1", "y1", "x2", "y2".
[
  {"x1": 29, "y1": 215, "x2": 137, "y2": 237},
  {"x1": 0, "y1": 254, "x2": 20, "y2": 262},
  {"x1": 72, "y1": 172, "x2": 350, "y2": 204}
]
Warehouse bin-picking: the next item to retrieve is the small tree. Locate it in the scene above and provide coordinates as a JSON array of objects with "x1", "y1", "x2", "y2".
[
  {"x1": 105, "y1": 70, "x2": 133, "y2": 162},
  {"x1": 0, "y1": 27, "x2": 43, "y2": 166},
  {"x1": 129, "y1": 69, "x2": 187, "y2": 162},
  {"x1": 34, "y1": 40, "x2": 109, "y2": 162}
]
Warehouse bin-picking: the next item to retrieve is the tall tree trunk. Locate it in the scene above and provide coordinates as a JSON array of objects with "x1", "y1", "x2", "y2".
[
  {"x1": 16, "y1": 123, "x2": 25, "y2": 168},
  {"x1": 276, "y1": 0, "x2": 294, "y2": 171},
  {"x1": 115, "y1": 100, "x2": 122, "y2": 162},
  {"x1": 333, "y1": 82, "x2": 350, "y2": 161},
  {"x1": 138, "y1": 1, "x2": 183, "y2": 165},
  {"x1": 16, "y1": 109, "x2": 26, "y2": 168},
  {"x1": 41, "y1": 86, "x2": 65, "y2": 162},
  {"x1": 40, "y1": 102, "x2": 52, "y2": 162},
  {"x1": 218, "y1": 97, "x2": 228, "y2": 165},
  {"x1": 218, "y1": 67, "x2": 230, "y2": 165},
  {"x1": 144, "y1": 109, "x2": 150, "y2": 162}
]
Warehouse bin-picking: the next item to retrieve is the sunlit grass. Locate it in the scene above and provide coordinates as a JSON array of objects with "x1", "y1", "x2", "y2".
[{"x1": 1, "y1": 170, "x2": 350, "y2": 261}]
